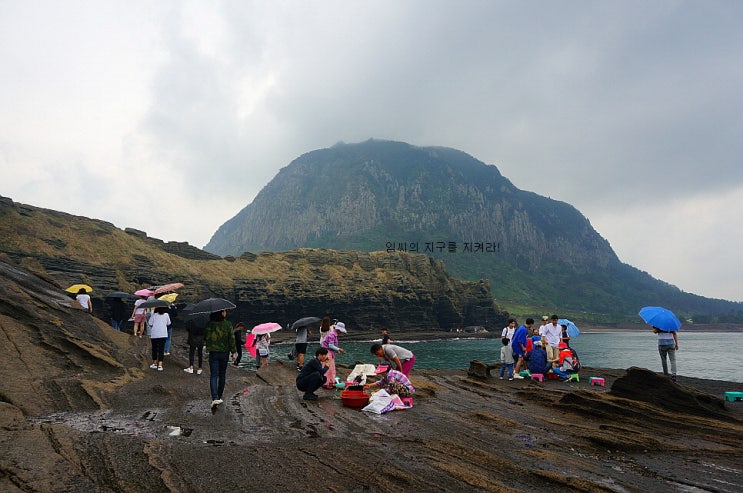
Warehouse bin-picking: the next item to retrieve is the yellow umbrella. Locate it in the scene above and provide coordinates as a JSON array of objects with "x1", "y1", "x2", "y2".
[
  {"x1": 65, "y1": 284, "x2": 93, "y2": 294},
  {"x1": 158, "y1": 292, "x2": 178, "y2": 303}
]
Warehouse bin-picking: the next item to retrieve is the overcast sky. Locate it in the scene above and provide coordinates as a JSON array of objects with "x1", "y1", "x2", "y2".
[{"x1": 1, "y1": 1, "x2": 741, "y2": 302}]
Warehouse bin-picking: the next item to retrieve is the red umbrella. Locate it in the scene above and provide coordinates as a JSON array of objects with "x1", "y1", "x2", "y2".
[
  {"x1": 252, "y1": 322, "x2": 282, "y2": 335},
  {"x1": 134, "y1": 288, "x2": 154, "y2": 297},
  {"x1": 153, "y1": 283, "x2": 184, "y2": 294}
]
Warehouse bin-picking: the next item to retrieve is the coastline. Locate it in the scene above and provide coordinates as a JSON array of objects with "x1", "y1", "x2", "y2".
[
  {"x1": 272, "y1": 323, "x2": 743, "y2": 344},
  {"x1": 5, "y1": 327, "x2": 743, "y2": 492}
]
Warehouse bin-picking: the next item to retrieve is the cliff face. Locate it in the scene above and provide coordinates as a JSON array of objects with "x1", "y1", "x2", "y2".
[
  {"x1": 203, "y1": 140, "x2": 742, "y2": 317},
  {"x1": 206, "y1": 140, "x2": 618, "y2": 272},
  {"x1": 0, "y1": 197, "x2": 505, "y2": 331}
]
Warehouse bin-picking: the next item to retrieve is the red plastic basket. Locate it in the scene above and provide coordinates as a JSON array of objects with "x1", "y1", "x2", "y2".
[{"x1": 340, "y1": 390, "x2": 370, "y2": 408}]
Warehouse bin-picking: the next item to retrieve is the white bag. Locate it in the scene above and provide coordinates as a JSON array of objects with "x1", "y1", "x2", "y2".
[{"x1": 362, "y1": 389, "x2": 395, "y2": 414}]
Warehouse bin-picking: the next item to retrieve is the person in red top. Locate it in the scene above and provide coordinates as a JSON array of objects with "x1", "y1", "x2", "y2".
[{"x1": 551, "y1": 342, "x2": 578, "y2": 380}]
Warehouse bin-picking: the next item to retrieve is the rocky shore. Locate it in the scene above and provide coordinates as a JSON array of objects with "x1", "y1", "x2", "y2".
[{"x1": 2, "y1": 259, "x2": 743, "y2": 492}]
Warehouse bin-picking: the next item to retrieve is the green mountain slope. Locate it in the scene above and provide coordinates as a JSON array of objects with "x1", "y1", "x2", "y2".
[{"x1": 205, "y1": 139, "x2": 742, "y2": 319}]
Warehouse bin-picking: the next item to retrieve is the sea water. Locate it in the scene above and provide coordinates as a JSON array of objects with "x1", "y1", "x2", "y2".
[{"x1": 264, "y1": 331, "x2": 743, "y2": 383}]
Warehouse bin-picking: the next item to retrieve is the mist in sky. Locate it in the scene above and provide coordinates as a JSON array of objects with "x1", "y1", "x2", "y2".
[{"x1": 1, "y1": 1, "x2": 741, "y2": 301}]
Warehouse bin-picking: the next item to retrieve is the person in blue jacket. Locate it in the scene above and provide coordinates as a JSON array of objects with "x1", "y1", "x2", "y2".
[{"x1": 524, "y1": 341, "x2": 552, "y2": 376}]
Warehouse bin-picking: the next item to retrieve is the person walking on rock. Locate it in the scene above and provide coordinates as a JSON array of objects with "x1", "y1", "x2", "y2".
[
  {"x1": 148, "y1": 306, "x2": 171, "y2": 371},
  {"x1": 109, "y1": 298, "x2": 128, "y2": 331},
  {"x1": 76, "y1": 288, "x2": 92, "y2": 313},
  {"x1": 183, "y1": 315, "x2": 206, "y2": 375},
  {"x1": 232, "y1": 322, "x2": 246, "y2": 367},
  {"x1": 204, "y1": 309, "x2": 236, "y2": 410},
  {"x1": 131, "y1": 295, "x2": 147, "y2": 337}
]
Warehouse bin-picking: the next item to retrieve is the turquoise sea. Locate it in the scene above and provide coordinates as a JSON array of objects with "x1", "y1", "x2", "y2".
[{"x1": 258, "y1": 331, "x2": 743, "y2": 383}]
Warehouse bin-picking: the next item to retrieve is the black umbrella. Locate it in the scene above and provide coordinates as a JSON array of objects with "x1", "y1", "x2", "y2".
[
  {"x1": 190, "y1": 297, "x2": 236, "y2": 315},
  {"x1": 290, "y1": 316, "x2": 321, "y2": 330},
  {"x1": 106, "y1": 291, "x2": 137, "y2": 299},
  {"x1": 138, "y1": 299, "x2": 172, "y2": 309},
  {"x1": 181, "y1": 303, "x2": 209, "y2": 327}
]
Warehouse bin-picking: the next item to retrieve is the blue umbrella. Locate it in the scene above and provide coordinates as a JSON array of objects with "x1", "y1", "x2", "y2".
[
  {"x1": 557, "y1": 319, "x2": 580, "y2": 337},
  {"x1": 639, "y1": 306, "x2": 681, "y2": 332}
]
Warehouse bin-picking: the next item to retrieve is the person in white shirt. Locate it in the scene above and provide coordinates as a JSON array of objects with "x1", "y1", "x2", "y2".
[
  {"x1": 543, "y1": 315, "x2": 563, "y2": 362},
  {"x1": 148, "y1": 307, "x2": 171, "y2": 371},
  {"x1": 76, "y1": 288, "x2": 92, "y2": 313},
  {"x1": 538, "y1": 315, "x2": 549, "y2": 336},
  {"x1": 501, "y1": 319, "x2": 516, "y2": 345}
]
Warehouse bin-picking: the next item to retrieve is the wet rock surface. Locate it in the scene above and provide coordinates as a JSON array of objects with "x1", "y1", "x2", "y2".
[{"x1": 2, "y1": 259, "x2": 743, "y2": 492}]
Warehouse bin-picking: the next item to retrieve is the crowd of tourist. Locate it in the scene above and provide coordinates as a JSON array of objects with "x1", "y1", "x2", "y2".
[{"x1": 499, "y1": 315, "x2": 579, "y2": 381}]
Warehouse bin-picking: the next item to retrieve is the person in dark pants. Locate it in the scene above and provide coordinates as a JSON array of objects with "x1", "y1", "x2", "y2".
[
  {"x1": 296, "y1": 348, "x2": 329, "y2": 401},
  {"x1": 183, "y1": 316, "x2": 205, "y2": 375},
  {"x1": 233, "y1": 322, "x2": 246, "y2": 366},
  {"x1": 109, "y1": 298, "x2": 128, "y2": 331},
  {"x1": 204, "y1": 309, "x2": 236, "y2": 410}
]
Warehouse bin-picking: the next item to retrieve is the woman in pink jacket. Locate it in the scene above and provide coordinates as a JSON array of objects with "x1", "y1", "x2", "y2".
[{"x1": 320, "y1": 319, "x2": 345, "y2": 388}]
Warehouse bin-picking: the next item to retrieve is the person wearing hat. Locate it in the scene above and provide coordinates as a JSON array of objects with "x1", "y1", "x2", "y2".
[
  {"x1": 551, "y1": 342, "x2": 578, "y2": 381},
  {"x1": 320, "y1": 320, "x2": 345, "y2": 388},
  {"x1": 538, "y1": 315, "x2": 549, "y2": 336}
]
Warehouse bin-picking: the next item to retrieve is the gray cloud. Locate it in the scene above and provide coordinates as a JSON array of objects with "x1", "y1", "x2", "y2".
[{"x1": 1, "y1": 1, "x2": 741, "y2": 301}]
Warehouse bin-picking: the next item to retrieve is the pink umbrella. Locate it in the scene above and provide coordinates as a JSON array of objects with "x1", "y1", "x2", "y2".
[
  {"x1": 134, "y1": 289, "x2": 154, "y2": 297},
  {"x1": 153, "y1": 282, "x2": 184, "y2": 294},
  {"x1": 252, "y1": 322, "x2": 282, "y2": 335}
]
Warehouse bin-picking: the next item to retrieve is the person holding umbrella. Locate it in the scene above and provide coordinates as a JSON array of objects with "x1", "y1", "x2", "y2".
[
  {"x1": 640, "y1": 306, "x2": 681, "y2": 382},
  {"x1": 291, "y1": 317, "x2": 320, "y2": 371},
  {"x1": 204, "y1": 309, "x2": 237, "y2": 409},
  {"x1": 131, "y1": 295, "x2": 148, "y2": 337},
  {"x1": 75, "y1": 287, "x2": 92, "y2": 313},
  {"x1": 148, "y1": 306, "x2": 171, "y2": 371},
  {"x1": 654, "y1": 326, "x2": 679, "y2": 381},
  {"x1": 109, "y1": 297, "x2": 128, "y2": 331}
]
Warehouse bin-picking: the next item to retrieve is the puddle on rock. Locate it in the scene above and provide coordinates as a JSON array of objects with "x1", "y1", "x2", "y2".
[{"x1": 27, "y1": 409, "x2": 192, "y2": 439}]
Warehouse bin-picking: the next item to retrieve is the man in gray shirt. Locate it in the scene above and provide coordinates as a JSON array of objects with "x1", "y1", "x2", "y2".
[{"x1": 294, "y1": 324, "x2": 310, "y2": 371}]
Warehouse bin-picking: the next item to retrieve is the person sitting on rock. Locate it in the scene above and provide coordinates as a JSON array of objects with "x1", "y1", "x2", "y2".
[
  {"x1": 364, "y1": 367, "x2": 415, "y2": 397},
  {"x1": 552, "y1": 342, "x2": 579, "y2": 381},
  {"x1": 524, "y1": 341, "x2": 552, "y2": 376},
  {"x1": 296, "y1": 347, "x2": 330, "y2": 401}
]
